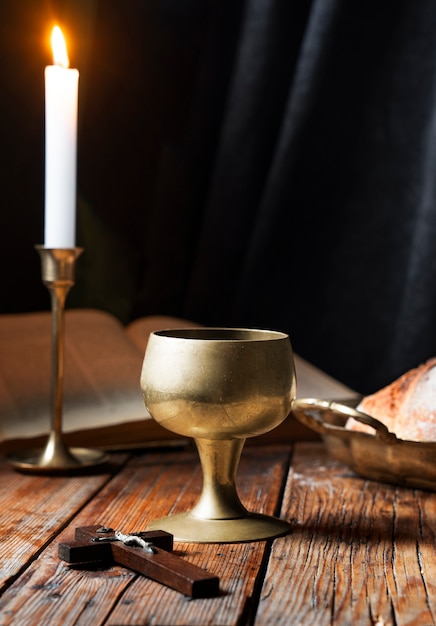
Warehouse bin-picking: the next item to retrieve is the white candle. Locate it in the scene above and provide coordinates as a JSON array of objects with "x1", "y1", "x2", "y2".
[{"x1": 44, "y1": 26, "x2": 79, "y2": 248}]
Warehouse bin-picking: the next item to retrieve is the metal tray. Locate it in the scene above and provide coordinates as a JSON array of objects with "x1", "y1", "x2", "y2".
[{"x1": 292, "y1": 398, "x2": 436, "y2": 491}]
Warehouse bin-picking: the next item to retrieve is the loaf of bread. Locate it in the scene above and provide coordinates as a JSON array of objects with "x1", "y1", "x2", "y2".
[{"x1": 346, "y1": 358, "x2": 436, "y2": 442}]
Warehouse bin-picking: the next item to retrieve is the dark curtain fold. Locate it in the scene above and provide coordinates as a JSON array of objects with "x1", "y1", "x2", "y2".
[
  {"x1": 2, "y1": 0, "x2": 436, "y2": 394},
  {"x1": 180, "y1": 0, "x2": 436, "y2": 393}
]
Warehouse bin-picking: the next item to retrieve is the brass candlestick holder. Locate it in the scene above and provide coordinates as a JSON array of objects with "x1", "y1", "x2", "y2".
[
  {"x1": 8, "y1": 246, "x2": 109, "y2": 473},
  {"x1": 141, "y1": 328, "x2": 296, "y2": 543}
]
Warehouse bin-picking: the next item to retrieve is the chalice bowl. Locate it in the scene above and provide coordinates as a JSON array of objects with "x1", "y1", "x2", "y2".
[{"x1": 141, "y1": 328, "x2": 296, "y2": 542}]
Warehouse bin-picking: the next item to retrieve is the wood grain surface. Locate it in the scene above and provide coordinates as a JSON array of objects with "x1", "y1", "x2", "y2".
[
  {"x1": 0, "y1": 443, "x2": 435, "y2": 625},
  {"x1": 0, "y1": 455, "x2": 128, "y2": 591},
  {"x1": 256, "y1": 442, "x2": 436, "y2": 626},
  {"x1": 0, "y1": 445, "x2": 291, "y2": 625}
]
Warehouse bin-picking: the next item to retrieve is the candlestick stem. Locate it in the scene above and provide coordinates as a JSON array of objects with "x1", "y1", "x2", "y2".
[
  {"x1": 7, "y1": 246, "x2": 109, "y2": 473},
  {"x1": 39, "y1": 247, "x2": 81, "y2": 467}
]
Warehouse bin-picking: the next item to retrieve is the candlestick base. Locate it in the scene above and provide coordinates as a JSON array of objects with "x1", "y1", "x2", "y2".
[
  {"x1": 7, "y1": 246, "x2": 110, "y2": 474},
  {"x1": 7, "y1": 447, "x2": 109, "y2": 475}
]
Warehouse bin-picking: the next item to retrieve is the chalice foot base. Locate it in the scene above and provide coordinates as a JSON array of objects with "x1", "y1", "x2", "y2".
[
  {"x1": 147, "y1": 512, "x2": 291, "y2": 543},
  {"x1": 7, "y1": 447, "x2": 109, "y2": 475}
]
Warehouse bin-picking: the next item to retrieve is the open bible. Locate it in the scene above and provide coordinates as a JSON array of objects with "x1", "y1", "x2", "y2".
[{"x1": 0, "y1": 309, "x2": 356, "y2": 454}]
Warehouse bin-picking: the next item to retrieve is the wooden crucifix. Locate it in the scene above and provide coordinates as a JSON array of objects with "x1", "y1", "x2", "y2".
[{"x1": 58, "y1": 524, "x2": 220, "y2": 598}]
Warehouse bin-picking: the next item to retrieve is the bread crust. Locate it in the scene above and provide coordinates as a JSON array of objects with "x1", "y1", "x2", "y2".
[{"x1": 347, "y1": 358, "x2": 436, "y2": 442}]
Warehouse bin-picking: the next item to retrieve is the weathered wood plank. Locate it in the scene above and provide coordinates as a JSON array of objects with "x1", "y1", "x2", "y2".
[
  {"x1": 0, "y1": 456, "x2": 126, "y2": 592},
  {"x1": 0, "y1": 445, "x2": 292, "y2": 626},
  {"x1": 255, "y1": 441, "x2": 436, "y2": 626},
  {"x1": 388, "y1": 487, "x2": 436, "y2": 625}
]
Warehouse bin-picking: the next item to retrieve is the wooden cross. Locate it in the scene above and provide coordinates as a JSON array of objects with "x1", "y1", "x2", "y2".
[{"x1": 58, "y1": 524, "x2": 220, "y2": 598}]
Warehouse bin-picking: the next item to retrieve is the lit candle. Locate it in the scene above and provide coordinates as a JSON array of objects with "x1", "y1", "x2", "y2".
[{"x1": 44, "y1": 26, "x2": 78, "y2": 248}]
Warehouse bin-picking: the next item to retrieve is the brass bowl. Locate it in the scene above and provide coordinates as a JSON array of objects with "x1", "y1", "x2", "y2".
[{"x1": 292, "y1": 398, "x2": 436, "y2": 491}]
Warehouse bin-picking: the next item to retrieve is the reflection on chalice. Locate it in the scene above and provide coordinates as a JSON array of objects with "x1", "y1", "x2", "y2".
[{"x1": 141, "y1": 328, "x2": 296, "y2": 543}]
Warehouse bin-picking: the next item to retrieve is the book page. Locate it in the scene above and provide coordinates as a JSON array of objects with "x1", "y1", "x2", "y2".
[
  {"x1": 0, "y1": 309, "x2": 357, "y2": 448},
  {"x1": 0, "y1": 309, "x2": 149, "y2": 441}
]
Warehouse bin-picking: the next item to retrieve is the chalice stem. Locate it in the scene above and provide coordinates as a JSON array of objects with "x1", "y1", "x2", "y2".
[{"x1": 191, "y1": 438, "x2": 248, "y2": 520}]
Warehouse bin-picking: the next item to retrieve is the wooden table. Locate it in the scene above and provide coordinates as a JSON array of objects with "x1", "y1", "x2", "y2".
[{"x1": 1, "y1": 440, "x2": 435, "y2": 625}]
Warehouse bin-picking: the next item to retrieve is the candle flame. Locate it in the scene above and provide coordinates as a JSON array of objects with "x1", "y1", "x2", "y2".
[{"x1": 51, "y1": 26, "x2": 69, "y2": 68}]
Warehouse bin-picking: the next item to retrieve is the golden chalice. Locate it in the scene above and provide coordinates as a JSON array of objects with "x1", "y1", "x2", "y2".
[{"x1": 141, "y1": 328, "x2": 296, "y2": 543}]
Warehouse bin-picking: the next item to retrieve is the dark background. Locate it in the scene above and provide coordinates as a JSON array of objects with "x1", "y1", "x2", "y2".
[{"x1": 1, "y1": 0, "x2": 436, "y2": 395}]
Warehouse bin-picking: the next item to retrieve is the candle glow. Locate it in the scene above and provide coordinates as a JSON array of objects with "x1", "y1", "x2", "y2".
[{"x1": 44, "y1": 25, "x2": 78, "y2": 248}]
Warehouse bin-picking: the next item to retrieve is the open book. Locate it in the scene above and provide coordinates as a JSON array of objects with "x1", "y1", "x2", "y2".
[{"x1": 0, "y1": 309, "x2": 357, "y2": 453}]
